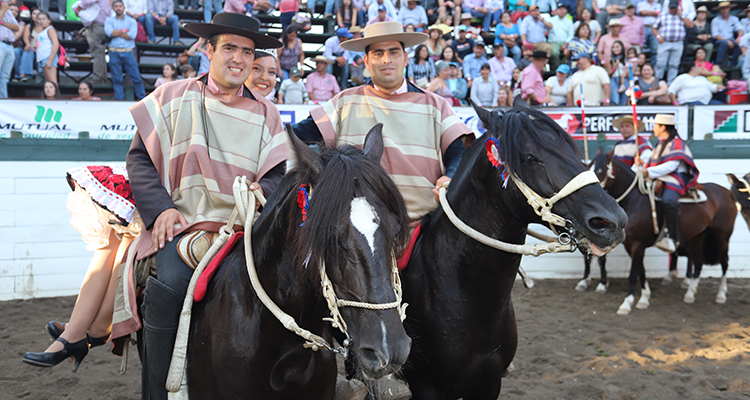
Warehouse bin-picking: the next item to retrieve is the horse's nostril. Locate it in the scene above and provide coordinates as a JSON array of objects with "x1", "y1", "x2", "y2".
[{"x1": 589, "y1": 217, "x2": 610, "y2": 230}]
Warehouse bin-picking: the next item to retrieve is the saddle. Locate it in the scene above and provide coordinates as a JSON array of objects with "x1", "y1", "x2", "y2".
[{"x1": 654, "y1": 181, "x2": 708, "y2": 204}]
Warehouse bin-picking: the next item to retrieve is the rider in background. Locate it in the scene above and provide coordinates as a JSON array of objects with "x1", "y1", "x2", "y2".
[
  {"x1": 612, "y1": 114, "x2": 652, "y2": 171},
  {"x1": 640, "y1": 113, "x2": 699, "y2": 253}
]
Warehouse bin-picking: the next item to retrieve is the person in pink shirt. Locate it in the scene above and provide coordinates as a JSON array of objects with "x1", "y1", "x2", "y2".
[
  {"x1": 520, "y1": 49, "x2": 552, "y2": 104},
  {"x1": 597, "y1": 18, "x2": 631, "y2": 63},
  {"x1": 306, "y1": 55, "x2": 340, "y2": 102},
  {"x1": 619, "y1": 3, "x2": 645, "y2": 51}
]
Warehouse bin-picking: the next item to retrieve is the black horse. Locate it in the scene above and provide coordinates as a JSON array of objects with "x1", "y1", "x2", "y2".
[
  {"x1": 592, "y1": 152, "x2": 737, "y2": 312},
  {"x1": 187, "y1": 125, "x2": 411, "y2": 399},
  {"x1": 399, "y1": 101, "x2": 628, "y2": 400},
  {"x1": 728, "y1": 172, "x2": 750, "y2": 231}
]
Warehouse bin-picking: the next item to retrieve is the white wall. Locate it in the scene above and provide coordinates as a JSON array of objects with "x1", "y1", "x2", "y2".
[{"x1": 1, "y1": 160, "x2": 748, "y2": 301}]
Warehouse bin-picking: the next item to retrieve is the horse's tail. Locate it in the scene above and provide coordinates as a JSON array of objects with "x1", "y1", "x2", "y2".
[{"x1": 701, "y1": 229, "x2": 723, "y2": 266}]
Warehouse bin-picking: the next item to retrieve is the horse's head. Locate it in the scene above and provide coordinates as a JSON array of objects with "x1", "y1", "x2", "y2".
[
  {"x1": 472, "y1": 99, "x2": 627, "y2": 254},
  {"x1": 592, "y1": 149, "x2": 635, "y2": 197},
  {"x1": 728, "y1": 172, "x2": 750, "y2": 229},
  {"x1": 287, "y1": 124, "x2": 411, "y2": 380}
]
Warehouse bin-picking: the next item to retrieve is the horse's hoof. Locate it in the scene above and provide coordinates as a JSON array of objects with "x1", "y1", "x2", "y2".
[
  {"x1": 616, "y1": 307, "x2": 631, "y2": 315},
  {"x1": 715, "y1": 294, "x2": 727, "y2": 304},
  {"x1": 595, "y1": 283, "x2": 607, "y2": 294},
  {"x1": 635, "y1": 300, "x2": 649, "y2": 310},
  {"x1": 575, "y1": 280, "x2": 589, "y2": 291},
  {"x1": 683, "y1": 294, "x2": 695, "y2": 304},
  {"x1": 681, "y1": 278, "x2": 690, "y2": 289}
]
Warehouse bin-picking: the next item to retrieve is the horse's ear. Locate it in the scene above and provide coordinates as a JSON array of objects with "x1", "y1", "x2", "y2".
[
  {"x1": 363, "y1": 123, "x2": 385, "y2": 162},
  {"x1": 727, "y1": 173, "x2": 739, "y2": 186},
  {"x1": 512, "y1": 95, "x2": 530, "y2": 109},
  {"x1": 286, "y1": 123, "x2": 322, "y2": 176},
  {"x1": 470, "y1": 99, "x2": 493, "y2": 128}
]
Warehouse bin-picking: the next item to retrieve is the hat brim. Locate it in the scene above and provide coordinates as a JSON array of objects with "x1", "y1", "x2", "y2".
[
  {"x1": 613, "y1": 116, "x2": 645, "y2": 132},
  {"x1": 714, "y1": 3, "x2": 734, "y2": 9},
  {"x1": 184, "y1": 23, "x2": 283, "y2": 49},
  {"x1": 428, "y1": 25, "x2": 453, "y2": 35},
  {"x1": 340, "y1": 32, "x2": 428, "y2": 52}
]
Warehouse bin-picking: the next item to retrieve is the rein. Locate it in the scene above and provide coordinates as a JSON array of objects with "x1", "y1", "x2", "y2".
[
  {"x1": 605, "y1": 162, "x2": 658, "y2": 233},
  {"x1": 437, "y1": 170, "x2": 600, "y2": 259}
]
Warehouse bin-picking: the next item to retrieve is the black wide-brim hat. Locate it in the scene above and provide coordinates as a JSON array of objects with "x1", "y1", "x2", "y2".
[{"x1": 185, "y1": 13, "x2": 282, "y2": 49}]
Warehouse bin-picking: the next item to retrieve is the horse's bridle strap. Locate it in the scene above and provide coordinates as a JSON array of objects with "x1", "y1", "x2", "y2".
[{"x1": 513, "y1": 170, "x2": 601, "y2": 228}]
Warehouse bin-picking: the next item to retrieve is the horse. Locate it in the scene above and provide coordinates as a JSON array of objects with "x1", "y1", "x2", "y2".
[
  {"x1": 592, "y1": 152, "x2": 737, "y2": 312},
  {"x1": 398, "y1": 101, "x2": 628, "y2": 400},
  {"x1": 575, "y1": 249, "x2": 610, "y2": 293},
  {"x1": 727, "y1": 172, "x2": 750, "y2": 231},
  {"x1": 187, "y1": 125, "x2": 412, "y2": 399}
]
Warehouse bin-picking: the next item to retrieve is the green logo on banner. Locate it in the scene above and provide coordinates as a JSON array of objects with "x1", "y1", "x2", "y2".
[{"x1": 34, "y1": 106, "x2": 63, "y2": 123}]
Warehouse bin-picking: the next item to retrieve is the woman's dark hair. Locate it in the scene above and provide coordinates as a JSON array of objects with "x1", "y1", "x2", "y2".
[
  {"x1": 440, "y1": 45, "x2": 459, "y2": 63},
  {"x1": 41, "y1": 80, "x2": 61, "y2": 99},
  {"x1": 580, "y1": 7, "x2": 592, "y2": 20},
  {"x1": 695, "y1": 46, "x2": 706, "y2": 58},
  {"x1": 282, "y1": 25, "x2": 298, "y2": 47},
  {"x1": 27, "y1": 7, "x2": 39, "y2": 31},
  {"x1": 656, "y1": 125, "x2": 679, "y2": 159},
  {"x1": 500, "y1": 11, "x2": 512, "y2": 20},
  {"x1": 79, "y1": 81, "x2": 94, "y2": 94},
  {"x1": 413, "y1": 44, "x2": 429, "y2": 63},
  {"x1": 610, "y1": 40, "x2": 625, "y2": 62},
  {"x1": 37, "y1": 11, "x2": 51, "y2": 22},
  {"x1": 641, "y1": 62, "x2": 654, "y2": 73},
  {"x1": 480, "y1": 63, "x2": 491, "y2": 71},
  {"x1": 163, "y1": 63, "x2": 177, "y2": 78},
  {"x1": 574, "y1": 22, "x2": 589, "y2": 39},
  {"x1": 336, "y1": 0, "x2": 353, "y2": 15}
]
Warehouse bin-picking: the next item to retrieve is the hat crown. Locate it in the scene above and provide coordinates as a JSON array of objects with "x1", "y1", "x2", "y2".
[
  {"x1": 363, "y1": 21, "x2": 406, "y2": 37},
  {"x1": 653, "y1": 114, "x2": 677, "y2": 125},
  {"x1": 210, "y1": 12, "x2": 261, "y2": 32}
]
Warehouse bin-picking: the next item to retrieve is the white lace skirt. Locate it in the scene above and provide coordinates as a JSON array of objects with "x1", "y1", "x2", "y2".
[{"x1": 67, "y1": 183, "x2": 143, "y2": 251}]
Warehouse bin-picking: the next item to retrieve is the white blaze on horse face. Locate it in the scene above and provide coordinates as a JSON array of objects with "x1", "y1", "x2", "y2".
[{"x1": 350, "y1": 197, "x2": 380, "y2": 254}]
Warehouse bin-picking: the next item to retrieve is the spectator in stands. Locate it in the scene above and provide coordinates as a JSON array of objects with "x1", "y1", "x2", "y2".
[
  {"x1": 668, "y1": 61, "x2": 724, "y2": 105},
  {"x1": 276, "y1": 26, "x2": 304, "y2": 80},
  {"x1": 510, "y1": 65, "x2": 521, "y2": 96},
  {"x1": 741, "y1": 32, "x2": 750, "y2": 92},
  {"x1": 451, "y1": 25, "x2": 475, "y2": 61},
  {"x1": 368, "y1": 4, "x2": 393, "y2": 25},
  {"x1": 41, "y1": 79, "x2": 61, "y2": 99},
  {"x1": 711, "y1": 1, "x2": 743, "y2": 69},
  {"x1": 426, "y1": 61, "x2": 456, "y2": 104},
  {"x1": 9, "y1": 2, "x2": 29, "y2": 83},
  {"x1": 508, "y1": 0, "x2": 529, "y2": 24},
  {"x1": 470, "y1": 63, "x2": 499, "y2": 106},
  {"x1": 105, "y1": 0, "x2": 146, "y2": 101},
  {"x1": 545, "y1": 63, "x2": 570, "y2": 105},
  {"x1": 635, "y1": 62, "x2": 669, "y2": 104},
  {"x1": 202, "y1": 0, "x2": 223, "y2": 23},
  {"x1": 306, "y1": 55, "x2": 339, "y2": 102},
  {"x1": 520, "y1": 49, "x2": 551, "y2": 104},
  {"x1": 179, "y1": 63, "x2": 196, "y2": 78},
  {"x1": 178, "y1": 0, "x2": 198, "y2": 11},
  {"x1": 75, "y1": 0, "x2": 111, "y2": 85},
  {"x1": 603, "y1": 39, "x2": 628, "y2": 105},
  {"x1": 409, "y1": 44, "x2": 436, "y2": 87},
  {"x1": 652, "y1": 0, "x2": 685, "y2": 84},
  {"x1": 620, "y1": 3, "x2": 644, "y2": 52},
  {"x1": 245, "y1": 49, "x2": 278, "y2": 100},
  {"x1": 426, "y1": 23, "x2": 449, "y2": 60},
  {"x1": 547, "y1": 4, "x2": 573, "y2": 71},
  {"x1": 531, "y1": 0, "x2": 556, "y2": 13},
  {"x1": 597, "y1": 19, "x2": 630, "y2": 64},
  {"x1": 462, "y1": 0, "x2": 491, "y2": 33},
  {"x1": 566, "y1": 23, "x2": 595, "y2": 68},
  {"x1": 368, "y1": 0, "x2": 397, "y2": 24},
  {"x1": 488, "y1": 43, "x2": 516, "y2": 85},
  {"x1": 186, "y1": 37, "x2": 210, "y2": 74},
  {"x1": 596, "y1": 0, "x2": 627, "y2": 29},
  {"x1": 124, "y1": 0, "x2": 148, "y2": 27},
  {"x1": 496, "y1": 84, "x2": 511, "y2": 105},
  {"x1": 517, "y1": 41, "x2": 534, "y2": 70},
  {"x1": 458, "y1": 12, "x2": 482, "y2": 41},
  {"x1": 0, "y1": 0, "x2": 18, "y2": 98},
  {"x1": 487, "y1": 0, "x2": 502, "y2": 28},
  {"x1": 279, "y1": 0, "x2": 300, "y2": 30},
  {"x1": 73, "y1": 81, "x2": 101, "y2": 100},
  {"x1": 694, "y1": 46, "x2": 724, "y2": 79},
  {"x1": 324, "y1": 27, "x2": 352, "y2": 89},
  {"x1": 19, "y1": 8, "x2": 39, "y2": 83},
  {"x1": 462, "y1": 42, "x2": 488, "y2": 86},
  {"x1": 567, "y1": 52, "x2": 610, "y2": 105},
  {"x1": 278, "y1": 66, "x2": 308, "y2": 103},
  {"x1": 519, "y1": 5, "x2": 552, "y2": 58},
  {"x1": 144, "y1": 0, "x2": 183, "y2": 46},
  {"x1": 446, "y1": 61, "x2": 468, "y2": 103},
  {"x1": 741, "y1": 5, "x2": 750, "y2": 33},
  {"x1": 659, "y1": 0, "x2": 694, "y2": 28},
  {"x1": 33, "y1": 11, "x2": 58, "y2": 85},
  {"x1": 636, "y1": 0, "x2": 660, "y2": 54},
  {"x1": 440, "y1": 44, "x2": 461, "y2": 66},
  {"x1": 154, "y1": 63, "x2": 177, "y2": 87},
  {"x1": 495, "y1": 12, "x2": 522, "y2": 64},
  {"x1": 422, "y1": 0, "x2": 444, "y2": 26},
  {"x1": 347, "y1": 25, "x2": 368, "y2": 84},
  {"x1": 399, "y1": 0, "x2": 427, "y2": 31},
  {"x1": 308, "y1": 0, "x2": 334, "y2": 17},
  {"x1": 685, "y1": 6, "x2": 712, "y2": 59},
  {"x1": 337, "y1": 0, "x2": 359, "y2": 28},
  {"x1": 573, "y1": 8, "x2": 601, "y2": 43}
]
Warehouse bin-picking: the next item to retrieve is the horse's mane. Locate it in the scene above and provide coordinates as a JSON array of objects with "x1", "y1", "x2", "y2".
[
  {"x1": 499, "y1": 107, "x2": 583, "y2": 178},
  {"x1": 292, "y1": 143, "x2": 409, "y2": 280}
]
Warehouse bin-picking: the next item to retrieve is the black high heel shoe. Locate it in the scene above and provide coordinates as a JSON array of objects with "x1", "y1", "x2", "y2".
[
  {"x1": 22, "y1": 337, "x2": 89, "y2": 373},
  {"x1": 46, "y1": 321, "x2": 65, "y2": 340},
  {"x1": 86, "y1": 332, "x2": 111, "y2": 348}
]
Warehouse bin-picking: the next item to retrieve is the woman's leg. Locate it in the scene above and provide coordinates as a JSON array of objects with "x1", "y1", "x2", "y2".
[
  {"x1": 43, "y1": 65, "x2": 57, "y2": 84},
  {"x1": 44, "y1": 231, "x2": 121, "y2": 353},
  {"x1": 88, "y1": 234, "x2": 135, "y2": 338}
]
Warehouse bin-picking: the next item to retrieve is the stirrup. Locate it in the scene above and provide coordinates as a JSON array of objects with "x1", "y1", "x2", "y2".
[{"x1": 655, "y1": 237, "x2": 676, "y2": 253}]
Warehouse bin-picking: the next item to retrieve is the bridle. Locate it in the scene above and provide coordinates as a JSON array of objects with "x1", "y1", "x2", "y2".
[{"x1": 602, "y1": 160, "x2": 659, "y2": 233}]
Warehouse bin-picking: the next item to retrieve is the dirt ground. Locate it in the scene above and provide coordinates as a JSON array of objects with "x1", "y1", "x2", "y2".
[{"x1": 2, "y1": 278, "x2": 749, "y2": 400}]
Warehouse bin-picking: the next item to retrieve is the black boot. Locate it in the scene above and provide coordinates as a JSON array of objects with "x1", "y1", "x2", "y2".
[
  {"x1": 662, "y1": 201, "x2": 682, "y2": 253},
  {"x1": 141, "y1": 277, "x2": 184, "y2": 400}
]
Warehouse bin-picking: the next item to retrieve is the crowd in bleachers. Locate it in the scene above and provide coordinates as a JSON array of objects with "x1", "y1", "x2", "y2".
[{"x1": 1, "y1": 0, "x2": 750, "y2": 105}]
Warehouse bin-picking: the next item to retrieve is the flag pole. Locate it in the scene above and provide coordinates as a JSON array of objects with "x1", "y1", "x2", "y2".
[
  {"x1": 628, "y1": 64, "x2": 642, "y2": 167},
  {"x1": 580, "y1": 84, "x2": 589, "y2": 163}
]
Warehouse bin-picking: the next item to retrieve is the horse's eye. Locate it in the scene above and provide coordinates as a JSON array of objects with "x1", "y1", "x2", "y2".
[{"x1": 523, "y1": 154, "x2": 538, "y2": 164}]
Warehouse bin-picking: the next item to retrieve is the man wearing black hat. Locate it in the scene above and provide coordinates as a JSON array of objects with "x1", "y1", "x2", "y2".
[
  {"x1": 125, "y1": 13, "x2": 286, "y2": 400},
  {"x1": 520, "y1": 49, "x2": 552, "y2": 104}
]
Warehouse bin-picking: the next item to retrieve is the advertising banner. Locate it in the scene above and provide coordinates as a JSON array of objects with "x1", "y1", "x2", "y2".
[
  {"x1": 0, "y1": 100, "x2": 687, "y2": 140},
  {"x1": 692, "y1": 105, "x2": 750, "y2": 140}
]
